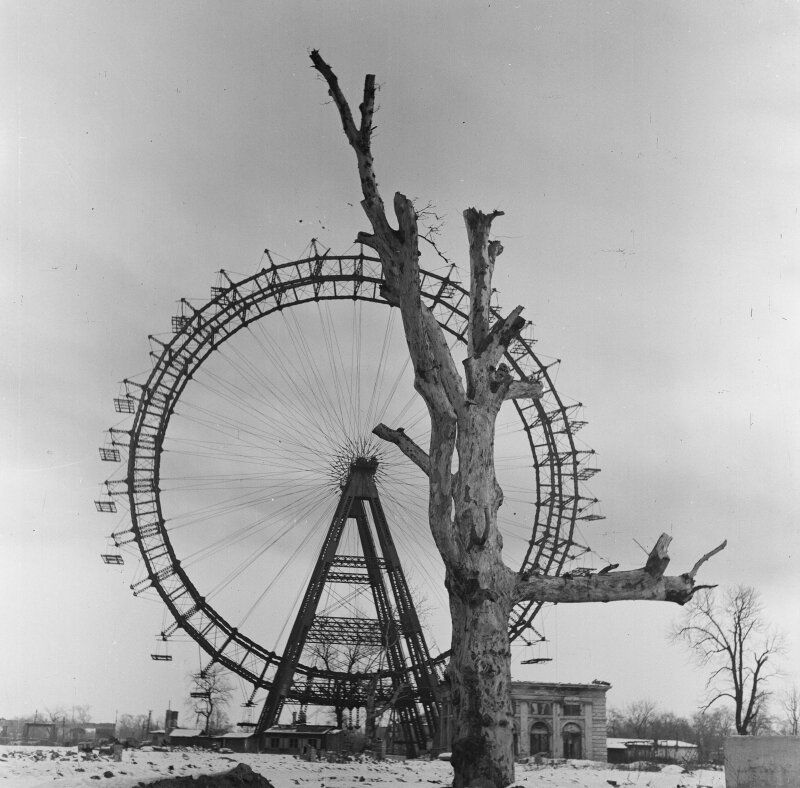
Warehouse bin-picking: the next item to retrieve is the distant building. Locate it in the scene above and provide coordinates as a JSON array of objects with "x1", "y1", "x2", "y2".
[
  {"x1": 153, "y1": 709, "x2": 180, "y2": 745},
  {"x1": 214, "y1": 730, "x2": 257, "y2": 753},
  {"x1": 260, "y1": 724, "x2": 343, "y2": 755},
  {"x1": 22, "y1": 722, "x2": 58, "y2": 744},
  {"x1": 165, "y1": 710, "x2": 179, "y2": 734},
  {"x1": 147, "y1": 728, "x2": 168, "y2": 745},
  {"x1": 93, "y1": 723, "x2": 117, "y2": 742},
  {"x1": 166, "y1": 728, "x2": 206, "y2": 747},
  {"x1": 606, "y1": 738, "x2": 699, "y2": 764},
  {"x1": 65, "y1": 723, "x2": 116, "y2": 745},
  {"x1": 0, "y1": 719, "x2": 25, "y2": 744},
  {"x1": 437, "y1": 680, "x2": 611, "y2": 761},
  {"x1": 606, "y1": 737, "x2": 629, "y2": 764},
  {"x1": 1, "y1": 719, "x2": 115, "y2": 746}
]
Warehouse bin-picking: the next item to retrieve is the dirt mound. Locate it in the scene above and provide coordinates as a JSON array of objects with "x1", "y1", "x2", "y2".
[{"x1": 140, "y1": 762, "x2": 274, "y2": 787}]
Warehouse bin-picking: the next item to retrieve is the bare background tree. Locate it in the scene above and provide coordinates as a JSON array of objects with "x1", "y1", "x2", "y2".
[
  {"x1": 309, "y1": 49, "x2": 726, "y2": 788},
  {"x1": 779, "y1": 685, "x2": 800, "y2": 736},
  {"x1": 308, "y1": 637, "x2": 382, "y2": 730},
  {"x1": 188, "y1": 666, "x2": 233, "y2": 735},
  {"x1": 117, "y1": 713, "x2": 149, "y2": 743},
  {"x1": 41, "y1": 705, "x2": 92, "y2": 726},
  {"x1": 623, "y1": 699, "x2": 658, "y2": 738},
  {"x1": 673, "y1": 585, "x2": 783, "y2": 735}
]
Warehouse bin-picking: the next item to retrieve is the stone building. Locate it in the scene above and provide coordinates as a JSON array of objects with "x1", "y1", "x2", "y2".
[
  {"x1": 511, "y1": 681, "x2": 610, "y2": 760},
  {"x1": 437, "y1": 679, "x2": 610, "y2": 761}
]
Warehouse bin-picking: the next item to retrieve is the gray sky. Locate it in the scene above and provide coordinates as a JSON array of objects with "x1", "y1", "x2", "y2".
[{"x1": 3, "y1": 1, "x2": 799, "y2": 725}]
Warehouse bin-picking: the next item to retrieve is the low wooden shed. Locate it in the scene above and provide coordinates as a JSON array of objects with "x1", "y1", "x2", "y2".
[{"x1": 260, "y1": 724, "x2": 343, "y2": 754}]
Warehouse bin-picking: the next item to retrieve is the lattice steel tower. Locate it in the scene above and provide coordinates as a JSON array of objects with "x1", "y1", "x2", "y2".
[{"x1": 253, "y1": 456, "x2": 440, "y2": 752}]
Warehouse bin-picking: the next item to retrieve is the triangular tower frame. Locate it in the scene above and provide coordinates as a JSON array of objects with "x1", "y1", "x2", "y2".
[{"x1": 254, "y1": 457, "x2": 440, "y2": 753}]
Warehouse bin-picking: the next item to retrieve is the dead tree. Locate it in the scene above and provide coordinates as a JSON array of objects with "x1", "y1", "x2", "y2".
[
  {"x1": 189, "y1": 665, "x2": 233, "y2": 735},
  {"x1": 673, "y1": 585, "x2": 783, "y2": 736},
  {"x1": 309, "y1": 50, "x2": 726, "y2": 788},
  {"x1": 780, "y1": 685, "x2": 800, "y2": 736},
  {"x1": 622, "y1": 699, "x2": 658, "y2": 739},
  {"x1": 307, "y1": 637, "x2": 381, "y2": 729}
]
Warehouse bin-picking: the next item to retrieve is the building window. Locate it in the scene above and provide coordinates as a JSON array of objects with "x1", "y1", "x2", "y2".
[
  {"x1": 270, "y1": 737, "x2": 279, "y2": 748},
  {"x1": 562, "y1": 723, "x2": 582, "y2": 759},
  {"x1": 289, "y1": 737, "x2": 299, "y2": 749},
  {"x1": 529, "y1": 721, "x2": 551, "y2": 757},
  {"x1": 563, "y1": 703, "x2": 581, "y2": 717},
  {"x1": 531, "y1": 702, "x2": 553, "y2": 716}
]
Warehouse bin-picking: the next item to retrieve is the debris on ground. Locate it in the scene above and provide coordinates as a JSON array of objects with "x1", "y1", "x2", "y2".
[{"x1": 141, "y1": 762, "x2": 275, "y2": 786}]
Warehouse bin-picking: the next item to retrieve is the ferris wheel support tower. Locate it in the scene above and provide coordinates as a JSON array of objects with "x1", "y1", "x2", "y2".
[{"x1": 255, "y1": 456, "x2": 439, "y2": 752}]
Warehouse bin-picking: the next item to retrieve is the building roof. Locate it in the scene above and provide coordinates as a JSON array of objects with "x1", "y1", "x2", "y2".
[
  {"x1": 167, "y1": 728, "x2": 205, "y2": 738},
  {"x1": 606, "y1": 738, "x2": 698, "y2": 749},
  {"x1": 218, "y1": 731, "x2": 254, "y2": 739},
  {"x1": 511, "y1": 680, "x2": 612, "y2": 694},
  {"x1": 657, "y1": 740, "x2": 698, "y2": 749},
  {"x1": 264, "y1": 724, "x2": 336, "y2": 734}
]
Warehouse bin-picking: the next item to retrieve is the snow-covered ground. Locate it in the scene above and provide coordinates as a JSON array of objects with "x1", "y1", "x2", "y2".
[{"x1": 0, "y1": 746, "x2": 725, "y2": 788}]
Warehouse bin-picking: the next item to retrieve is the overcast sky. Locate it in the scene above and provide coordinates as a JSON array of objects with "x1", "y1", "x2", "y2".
[{"x1": 3, "y1": 1, "x2": 799, "y2": 727}]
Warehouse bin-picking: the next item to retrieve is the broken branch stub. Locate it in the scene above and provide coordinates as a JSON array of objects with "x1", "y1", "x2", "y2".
[{"x1": 372, "y1": 423, "x2": 430, "y2": 477}]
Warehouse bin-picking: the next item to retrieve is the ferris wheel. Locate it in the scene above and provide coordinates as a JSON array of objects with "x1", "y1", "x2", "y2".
[{"x1": 97, "y1": 243, "x2": 602, "y2": 748}]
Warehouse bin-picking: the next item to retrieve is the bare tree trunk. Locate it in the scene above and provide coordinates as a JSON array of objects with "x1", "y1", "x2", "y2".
[
  {"x1": 447, "y1": 575, "x2": 515, "y2": 788},
  {"x1": 364, "y1": 678, "x2": 377, "y2": 744},
  {"x1": 445, "y1": 409, "x2": 517, "y2": 787}
]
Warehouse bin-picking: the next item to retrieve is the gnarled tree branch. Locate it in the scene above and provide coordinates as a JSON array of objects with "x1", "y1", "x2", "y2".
[
  {"x1": 689, "y1": 539, "x2": 728, "y2": 577},
  {"x1": 310, "y1": 50, "x2": 393, "y2": 245},
  {"x1": 311, "y1": 50, "x2": 465, "y2": 420},
  {"x1": 515, "y1": 534, "x2": 726, "y2": 605}
]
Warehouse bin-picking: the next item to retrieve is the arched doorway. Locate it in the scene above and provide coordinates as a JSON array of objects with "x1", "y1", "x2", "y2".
[
  {"x1": 562, "y1": 722, "x2": 582, "y2": 759},
  {"x1": 529, "y1": 721, "x2": 551, "y2": 757}
]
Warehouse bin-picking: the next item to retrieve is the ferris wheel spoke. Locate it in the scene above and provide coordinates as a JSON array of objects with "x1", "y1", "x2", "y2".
[
  {"x1": 189, "y1": 363, "x2": 340, "y2": 457},
  {"x1": 163, "y1": 478, "x2": 331, "y2": 555},
  {"x1": 172, "y1": 399, "x2": 336, "y2": 466},
  {"x1": 234, "y1": 495, "x2": 334, "y2": 631},
  {"x1": 197, "y1": 336, "x2": 346, "y2": 456},
  {"x1": 361, "y1": 303, "x2": 398, "y2": 432},
  {"x1": 308, "y1": 304, "x2": 356, "y2": 437},
  {"x1": 201, "y1": 486, "x2": 331, "y2": 602},
  {"x1": 376, "y1": 486, "x2": 448, "y2": 603},
  {"x1": 250, "y1": 312, "x2": 355, "y2": 444},
  {"x1": 289, "y1": 306, "x2": 360, "y2": 439}
]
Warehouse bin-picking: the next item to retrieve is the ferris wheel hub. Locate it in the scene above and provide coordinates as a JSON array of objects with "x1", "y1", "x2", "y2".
[
  {"x1": 350, "y1": 456, "x2": 379, "y2": 474},
  {"x1": 329, "y1": 444, "x2": 382, "y2": 489}
]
